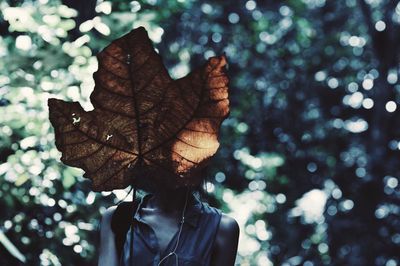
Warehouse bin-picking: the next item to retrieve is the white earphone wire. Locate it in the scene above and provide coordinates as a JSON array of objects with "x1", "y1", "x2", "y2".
[{"x1": 157, "y1": 187, "x2": 190, "y2": 266}]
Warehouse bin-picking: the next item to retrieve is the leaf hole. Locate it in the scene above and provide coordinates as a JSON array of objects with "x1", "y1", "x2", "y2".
[{"x1": 72, "y1": 117, "x2": 81, "y2": 125}]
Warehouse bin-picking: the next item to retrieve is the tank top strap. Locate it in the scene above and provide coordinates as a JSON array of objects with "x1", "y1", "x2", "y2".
[{"x1": 188, "y1": 201, "x2": 222, "y2": 263}]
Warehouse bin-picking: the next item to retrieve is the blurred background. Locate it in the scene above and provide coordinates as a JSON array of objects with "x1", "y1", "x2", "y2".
[{"x1": 0, "y1": 0, "x2": 399, "y2": 265}]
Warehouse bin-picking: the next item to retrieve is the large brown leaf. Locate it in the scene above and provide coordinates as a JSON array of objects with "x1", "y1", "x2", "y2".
[{"x1": 48, "y1": 27, "x2": 229, "y2": 192}]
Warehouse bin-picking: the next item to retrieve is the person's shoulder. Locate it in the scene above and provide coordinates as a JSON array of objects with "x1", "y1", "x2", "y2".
[
  {"x1": 101, "y1": 206, "x2": 118, "y2": 222},
  {"x1": 199, "y1": 202, "x2": 239, "y2": 235},
  {"x1": 100, "y1": 206, "x2": 118, "y2": 234},
  {"x1": 218, "y1": 213, "x2": 240, "y2": 239},
  {"x1": 211, "y1": 213, "x2": 239, "y2": 265},
  {"x1": 98, "y1": 206, "x2": 119, "y2": 266}
]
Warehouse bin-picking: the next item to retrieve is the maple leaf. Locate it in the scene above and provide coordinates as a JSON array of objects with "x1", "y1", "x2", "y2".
[{"x1": 48, "y1": 27, "x2": 229, "y2": 192}]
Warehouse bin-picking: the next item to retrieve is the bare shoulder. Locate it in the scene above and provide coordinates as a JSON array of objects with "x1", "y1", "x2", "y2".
[
  {"x1": 99, "y1": 205, "x2": 118, "y2": 242},
  {"x1": 217, "y1": 213, "x2": 240, "y2": 240},
  {"x1": 211, "y1": 212, "x2": 240, "y2": 265},
  {"x1": 98, "y1": 206, "x2": 118, "y2": 266},
  {"x1": 101, "y1": 206, "x2": 117, "y2": 225}
]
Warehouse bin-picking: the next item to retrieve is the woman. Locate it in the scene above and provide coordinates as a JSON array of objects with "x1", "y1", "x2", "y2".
[
  {"x1": 47, "y1": 25, "x2": 237, "y2": 265},
  {"x1": 98, "y1": 183, "x2": 240, "y2": 265}
]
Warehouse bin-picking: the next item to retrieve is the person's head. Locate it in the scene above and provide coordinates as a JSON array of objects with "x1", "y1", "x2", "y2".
[{"x1": 131, "y1": 168, "x2": 209, "y2": 202}]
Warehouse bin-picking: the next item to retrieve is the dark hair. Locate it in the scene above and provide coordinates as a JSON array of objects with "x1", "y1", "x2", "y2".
[{"x1": 127, "y1": 168, "x2": 211, "y2": 204}]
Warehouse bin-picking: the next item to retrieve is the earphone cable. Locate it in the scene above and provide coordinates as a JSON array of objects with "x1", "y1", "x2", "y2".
[{"x1": 157, "y1": 187, "x2": 190, "y2": 266}]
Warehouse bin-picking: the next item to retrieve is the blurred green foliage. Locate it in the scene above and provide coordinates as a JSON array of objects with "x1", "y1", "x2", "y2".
[{"x1": 1, "y1": 0, "x2": 400, "y2": 265}]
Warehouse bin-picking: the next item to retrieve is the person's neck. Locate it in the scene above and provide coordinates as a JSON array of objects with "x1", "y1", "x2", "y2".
[{"x1": 146, "y1": 187, "x2": 192, "y2": 213}]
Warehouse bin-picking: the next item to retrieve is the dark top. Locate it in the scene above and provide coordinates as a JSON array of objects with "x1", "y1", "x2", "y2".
[{"x1": 117, "y1": 193, "x2": 222, "y2": 266}]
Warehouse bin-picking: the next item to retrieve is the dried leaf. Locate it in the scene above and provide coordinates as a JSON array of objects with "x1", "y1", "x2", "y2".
[{"x1": 48, "y1": 27, "x2": 229, "y2": 191}]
